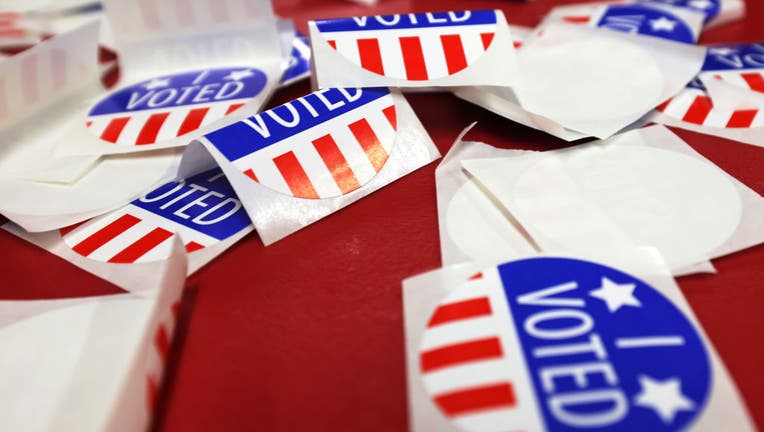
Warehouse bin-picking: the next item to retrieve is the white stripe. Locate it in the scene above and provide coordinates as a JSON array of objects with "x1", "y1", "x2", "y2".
[
  {"x1": 133, "y1": 235, "x2": 174, "y2": 263},
  {"x1": 329, "y1": 125, "x2": 376, "y2": 182},
  {"x1": 418, "y1": 31, "x2": 449, "y2": 79},
  {"x1": 126, "y1": 204, "x2": 220, "y2": 247},
  {"x1": 615, "y1": 336, "x2": 685, "y2": 349},
  {"x1": 662, "y1": 89, "x2": 700, "y2": 119},
  {"x1": 703, "y1": 105, "x2": 731, "y2": 127},
  {"x1": 420, "y1": 316, "x2": 499, "y2": 351},
  {"x1": 423, "y1": 359, "x2": 515, "y2": 395},
  {"x1": 61, "y1": 209, "x2": 131, "y2": 247},
  {"x1": 155, "y1": 109, "x2": 188, "y2": 141},
  {"x1": 367, "y1": 107, "x2": 397, "y2": 154},
  {"x1": 291, "y1": 139, "x2": 343, "y2": 197},
  {"x1": 377, "y1": 34, "x2": 407, "y2": 79},
  {"x1": 461, "y1": 30, "x2": 487, "y2": 65},
  {"x1": 707, "y1": 70, "x2": 749, "y2": 89},
  {"x1": 84, "y1": 218, "x2": 155, "y2": 262},
  {"x1": 751, "y1": 109, "x2": 764, "y2": 127},
  {"x1": 86, "y1": 116, "x2": 114, "y2": 140},
  {"x1": 332, "y1": 34, "x2": 362, "y2": 68},
  {"x1": 115, "y1": 112, "x2": 147, "y2": 145}
]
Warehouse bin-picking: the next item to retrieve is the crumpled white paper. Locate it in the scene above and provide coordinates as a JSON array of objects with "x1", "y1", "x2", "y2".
[
  {"x1": 462, "y1": 125, "x2": 764, "y2": 275},
  {"x1": 0, "y1": 235, "x2": 187, "y2": 432}
]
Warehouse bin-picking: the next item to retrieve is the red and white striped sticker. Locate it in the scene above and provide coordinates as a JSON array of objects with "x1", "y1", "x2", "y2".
[
  {"x1": 312, "y1": 11, "x2": 499, "y2": 81},
  {"x1": 205, "y1": 87, "x2": 398, "y2": 199},
  {"x1": 85, "y1": 67, "x2": 268, "y2": 147},
  {"x1": 657, "y1": 86, "x2": 764, "y2": 128}
]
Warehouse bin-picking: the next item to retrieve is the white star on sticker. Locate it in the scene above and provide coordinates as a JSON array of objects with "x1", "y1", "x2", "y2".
[
  {"x1": 709, "y1": 47, "x2": 736, "y2": 56},
  {"x1": 634, "y1": 375, "x2": 696, "y2": 423},
  {"x1": 224, "y1": 69, "x2": 255, "y2": 81},
  {"x1": 649, "y1": 16, "x2": 678, "y2": 32},
  {"x1": 143, "y1": 77, "x2": 170, "y2": 90},
  {"x1": 688, "y1": 0, "x2": 714, "y2": 10},
  {"x1": 589, "y1": 277, "x2": 641, "y2": 313}
]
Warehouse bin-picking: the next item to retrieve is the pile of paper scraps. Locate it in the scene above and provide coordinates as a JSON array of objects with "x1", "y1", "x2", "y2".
[{"x1": 0, "y1": 0, "x2": 761, "y2": 430}]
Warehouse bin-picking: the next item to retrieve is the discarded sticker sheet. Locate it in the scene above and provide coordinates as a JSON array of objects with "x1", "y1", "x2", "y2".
[
  {"x1": 403, "y1": 250, "x2": 756, "y2": 432},
  {"x1": 309, "y1": 10, "x2": 519, "y2": 89},
  {"x1": 179, "y1": 87, "x2": 441, "y2": 245},
  {"x1": 435, "y1": 125, "x2": 536, "y2": 268},
  {"x1": 461, "y1": 125, "x2": 764, "y2": 274},
  {"x1": 458, "y1": 22, "x2": 706, "y2": 141},
  {"x1": 0, "y1": 236, "x2": 187, "y2": 432},
  {"x1": 3, "y1": 167, "x2": 253, "y2": 294},
  {"x1": 53, "y1": 0, "x2": 289, "y2": 157},
  {"x1": 651, "y1": 42, "x2": 764, "y2": 147}
]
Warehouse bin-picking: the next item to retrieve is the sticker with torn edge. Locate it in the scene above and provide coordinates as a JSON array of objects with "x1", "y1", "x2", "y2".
[
  {"x1": 419, "y1": 257, "x2": 712, "y2": 432},
  {"x1": 204, "y1": 87, "x2": 397, "y2": 199}
]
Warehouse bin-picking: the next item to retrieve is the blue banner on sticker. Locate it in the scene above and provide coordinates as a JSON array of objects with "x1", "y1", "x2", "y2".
[
  {"x1": 132, "y1": 168, "x2": 251, "y2": 241},
  {"x1": 280, "y1": 32, "x2": 311, "y2": 85},
  {"x1": 89, "y1": 67, "x2": 267, "y2": 115},
  {"x1": 637, "y1": 0, "x2": 720, "y2": 23},
  {"x1": 701, "y1": 42, "x2": 764, "y2": 72},
  {"x1": 206, "y1": 87, "x2": 390, "y2": 162},
  {"x1": 314, "y1": 10, "x2": 496, "y2": 33},
  {"x1": 498, "y1": 257, "x2": 711, "y2": 432},
  {"x1": 597, "y1": 5, "x2": 695, "y2": 43}
]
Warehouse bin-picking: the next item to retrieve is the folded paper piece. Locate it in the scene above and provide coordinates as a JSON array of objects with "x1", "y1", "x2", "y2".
[
  {"x1": 436, "y1": 125, "x2": 536, "y2": 268},
  {"x1": 404, "y1": 250, "x2": 755, "y2": 432},
  {"x1": 179, "y1": 87, "x2": 440, "y2": 245},
  {"x1": 309, "y1": 10, "x2": 518, "y2": 89},
  {"x1": 0, "y1": 235, "x2": 187, "y2": 432},
  {"x1": 54, "y1": 0, "x2": 287, "y2": 156},
  {"x1": 457, "y1": 23, "x2": 705, "y2": 141},
  {"x1": 462, "y1": 125, "x2": 764, "y2": 274},
  {"x1": 635, "y1": 0, "x2": 745, "y2": 28},
  {"x1": 651, "y1": 42, "x2": 764, "y2": 147},
  {"x1": 540, "y1": 2, "x2": 704, "y2": 43},
  {"x1": 3, "y1": 167, "x2": 253, "y2": 293}
]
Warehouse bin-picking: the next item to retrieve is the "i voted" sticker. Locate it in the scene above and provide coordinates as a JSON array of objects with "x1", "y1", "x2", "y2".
[
  {"x1": 419, "y1": 257, "x2": 711, "y2": 432},
  {"x1": 637, "y1": 0, "x2": 721, "y2": 23},
  {"x1": 86, "y1": 67, "x2": 267, "y2": 147},
  {"x1": 60, "y1": 168, "x2": 252, "y2": 263},
  {"x1": 561, "y1": 4, "x2": 696, "y2": 43},
  {"x1": 204, "y1": 87, "x2": 398, "y2": 199}
]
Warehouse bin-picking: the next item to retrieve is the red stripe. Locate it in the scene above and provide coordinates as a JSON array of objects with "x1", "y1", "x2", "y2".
[
  {"x1": 146, "y1": 376, "x2": 159, "y2": 413},
  {"x1": 59, "y1": 220, "x2": 87, "y2": 236},
  {"x1": 682, "y1": 95, "x2": 713, "y2": 125},
  {"x1": 154, "y1": 324, "x2": 170, "y2": 361},
  {"x1": 655, "y1": 99, "x2": 671, "y2": 113},
  {"x1": 726, "y1": 109, "x2": 758, "y2": 128},
  {"x1": 563, "y1": 15, "x2": 592, "y2": 23},
  {"x1": 420, "y1": 337, "x2": 503, "y2": 373},
  {"x1": 0, "y1": 12, "x2": 21, "y2": 20},
  {"x1": 480, "y1": 32, "x2": 495, "y2": 50},
  {"x1": 357, "y1": 38, "x2": 385, "y2": 75},
  {"x1": 136, "y1": 112, "x2": 170, "y2": 145},
  {"x1": 469, "y1": 272, "x2": 484, "y2": 280},
  {"x1": 428, "y1": 297, "x2": 492, "y2": 328},
  {"x1": 440, "y1": 34, "x2": 469, "y2": 75},
  {"x1": 348, "y1": 118, "x2": 388, "y2": 172},
  {"x1": 176, "y1": 107, "x2": 209, "y2": 136},
  {"x1": 327, "y1": 40, "x2": 337, "y2": 50},
  {"x1": 382, "y1": 105, "x2": 397, "y2": 129},
  {"x1": 185, "y1": 241, "x2": 205, "y2": 253},
  {"x1": 243, "y1": 168, "x2": 259, "y2": 182},
  {"x1": 108, "y1": 227, "x2": 173, "y2": 263},
  {"x1": 226, "y1": 103, "x2": 244, "y2": 115},
  {"x1": 171, "y1": 301, "x2": 181, "y2": 319},
  {"x1": 0, "y1": 28, "x2": 26, "y2": 38},
  {"x1": 86, "y1": 120, "x2": 93, "y2": 127},
  {"x1": 435, "y1": 382, "x2": 517, "y2": 416},
  {"x1": 273, "y1": 151, "x2": 320, "y2": 198},
  {"x1": 100, "y1": 117, "x2": 131, "y2": 143},
  {"x1": 313, "y1": 134, "x2": 361, "y2": 194},
  {"x1": 742, "y1": 72, "x2": 764, "y2": 93},
  {"x1": 513, "y1": 41, "x2": 523, "y2": 49},
  {"x1": 399, "y1": 36, "x2": 428, "y2": 81},
  {"x1": 71, "y1": 214, "x2": 141, "y2": 257}
]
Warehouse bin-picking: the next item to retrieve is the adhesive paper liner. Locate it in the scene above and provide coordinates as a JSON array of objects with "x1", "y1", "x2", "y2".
[
  {"x1": 651, "y1": 42, "x2": 764, "y2": 147},
  {"x1": 51, "y1": 0, "x2": 289, "y2": 156},
  {"x1": 0, "y1": 235, "x2": 187, "y2": 432},
  {"x1": 512, "y1": 23, "x2": 706, "y2": 140},
  {"x1": 404, "y1": 249, "x2": 755, "y2": 432},
  {"x1": 435, "y1": 125, "x2": 536, "y2": 268},
  {"x1": 540, "y1": 2, "x2": 704, "y2": 43},
  {"x1": 309, "y1": 10, "x2": 519, "y2": 89},
  {"x1": 3, "y1": 167, "x2": 253, "y2": 294},
  {"x1": 635, "y1": 0, "x2": 745, "y2": 29},
  {"x1": 462, "y1": 125, "x2": 764, "y2": 274},
  {"x1": 178, "y1": 87, "x2": 441, "y2": 245}
]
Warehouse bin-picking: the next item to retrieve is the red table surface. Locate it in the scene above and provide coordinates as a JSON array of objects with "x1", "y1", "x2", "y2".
[{"x1": 1, "y1": 1, "x2": 763, "y2": 430}]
